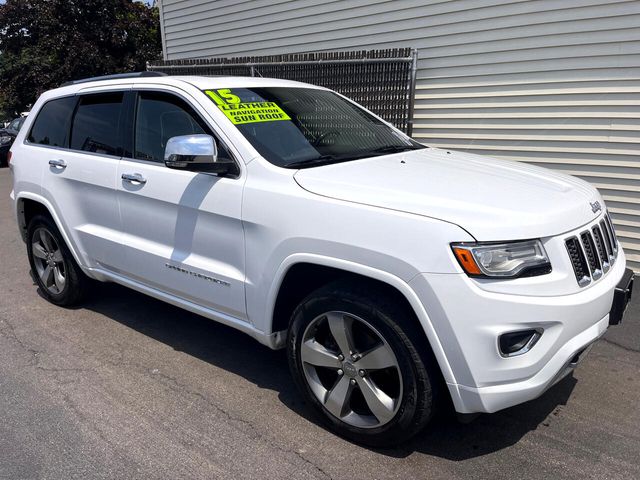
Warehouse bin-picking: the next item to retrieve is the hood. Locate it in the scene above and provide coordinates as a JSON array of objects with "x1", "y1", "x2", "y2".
[{"x1": 293, "y1": 148, "x2": 602, "y2": 240}]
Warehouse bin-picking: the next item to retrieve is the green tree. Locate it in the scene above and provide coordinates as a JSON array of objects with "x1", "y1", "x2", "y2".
[{"x1": 0, "y1": 0, "x2": 162, "y2": 117}]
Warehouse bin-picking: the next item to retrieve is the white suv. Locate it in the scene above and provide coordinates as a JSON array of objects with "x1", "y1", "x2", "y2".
[{"x1": 9, "y1": 73, "x2": 634, "y2": 446}]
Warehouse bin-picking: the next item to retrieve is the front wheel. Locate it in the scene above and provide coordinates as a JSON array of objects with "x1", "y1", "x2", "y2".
[{"x1": 287, "y1": 281, "x2": 436, "y2": 447}]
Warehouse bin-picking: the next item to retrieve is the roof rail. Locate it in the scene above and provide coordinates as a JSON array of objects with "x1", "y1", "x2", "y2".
[{"x1": 61, "y1": 71, "x2": 168, "y2": 87}]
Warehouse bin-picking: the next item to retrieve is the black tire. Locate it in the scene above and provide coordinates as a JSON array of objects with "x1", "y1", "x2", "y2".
[
  {"x1": 287, "y1": 280, "x2": 437, "y2": 447},
  {"x1": 26, "y1": 214, "x2": 88, "y2": 306}
]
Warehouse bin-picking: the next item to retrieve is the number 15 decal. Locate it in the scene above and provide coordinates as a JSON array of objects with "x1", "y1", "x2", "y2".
[{"x1": 206, "y1": 89, "x2": 241, "y2": 105}]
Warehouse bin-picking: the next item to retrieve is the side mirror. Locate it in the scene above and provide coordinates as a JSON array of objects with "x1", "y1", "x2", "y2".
[{"x1": 164, "y1": 134, "x2": 236, "y2": 175}]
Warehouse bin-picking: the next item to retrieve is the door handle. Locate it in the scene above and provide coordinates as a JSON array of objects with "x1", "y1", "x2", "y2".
[
  {"x1": 121, "y1": 173, "x2": 147, "y2": 185},
  {"x1": 48, "y1": 159, "x2": 67, "y2": 170}
]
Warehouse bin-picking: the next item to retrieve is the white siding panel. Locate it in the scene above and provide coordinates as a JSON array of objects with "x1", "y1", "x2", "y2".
[{"x1": 159, "y1": 0, "x2": 640, "y2": 271}]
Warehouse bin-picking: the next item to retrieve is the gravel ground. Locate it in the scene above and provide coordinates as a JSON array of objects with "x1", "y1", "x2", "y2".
[{"x1": 0, "y1": 168, "x2": 638, "y2": 480}]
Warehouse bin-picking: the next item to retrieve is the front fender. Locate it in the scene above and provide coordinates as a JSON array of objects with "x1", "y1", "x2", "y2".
[{"x1": 263, "y1": 253, "x2": 458, "y2": 386}]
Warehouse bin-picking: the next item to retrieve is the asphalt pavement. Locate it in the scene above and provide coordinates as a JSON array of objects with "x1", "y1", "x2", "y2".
[{"x1": 0, "y1": 168, "x2": 638, "y2": 480}]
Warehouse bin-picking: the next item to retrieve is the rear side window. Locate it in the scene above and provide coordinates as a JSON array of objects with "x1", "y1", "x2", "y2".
[
  {"x1": 28, "y1": 96, "x2": 77, "y2": 147},
  {"x1": 71, "y1": 92, "x2": 124, "y2": 156}
]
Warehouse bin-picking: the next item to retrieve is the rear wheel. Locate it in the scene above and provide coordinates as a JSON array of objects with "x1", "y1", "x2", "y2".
[
  {"x1": 26, "y1": 214, "x2": 88, "y2": 306},
  {"x1": 288, "y1": 281, "x2": 436, "y2": 447}
]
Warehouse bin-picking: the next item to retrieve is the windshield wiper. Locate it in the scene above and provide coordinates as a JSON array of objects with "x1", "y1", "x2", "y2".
[
  {"x1": 285, "y1": 155, "x2": 341, "y2": 169},
  {"x1": 370, "y1": 145, "x2": 425, "y2": 154},
  {"x1": 285, "y1": 145, "x2": 425, "y2": 168}
]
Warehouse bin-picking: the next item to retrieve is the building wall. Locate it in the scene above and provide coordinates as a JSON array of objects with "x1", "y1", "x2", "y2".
[{"x1": 159, "y1": 0, "x2": 640, "y2": 271}]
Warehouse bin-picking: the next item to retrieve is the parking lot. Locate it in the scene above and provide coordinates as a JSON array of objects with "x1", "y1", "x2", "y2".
[{"x1": 0, "y1": 168, "x2": 638, "y2": 480}]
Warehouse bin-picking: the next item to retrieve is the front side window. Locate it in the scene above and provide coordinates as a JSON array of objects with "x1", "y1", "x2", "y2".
[
  {"x1": 28, "y1": 96, "x2": 77, "y2": 147},
  {"x1": 202, "y1": 87, "x2": 424, "y2": 168},
  {"x1": 134, "y1": 91, "x2": 233, "y2": 163},
  {"x1": 70, "y1": 92, "x2": 124, "y2": 156}
]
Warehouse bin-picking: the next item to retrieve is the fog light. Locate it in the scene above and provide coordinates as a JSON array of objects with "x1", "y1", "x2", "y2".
[{"x1": 499, "y1": 329, "x2": 542, "y2": 357}]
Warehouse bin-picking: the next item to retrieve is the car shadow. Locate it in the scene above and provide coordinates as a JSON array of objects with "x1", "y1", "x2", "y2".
[
  {"x1": 382, "y1": 375, "x2": 576, "y2": 459},
  {"x1": 82, "y1": 280, "x2": 577, "y2": 460}
]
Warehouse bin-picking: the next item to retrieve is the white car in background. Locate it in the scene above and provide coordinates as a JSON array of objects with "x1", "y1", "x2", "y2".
[{"x1": 8, "y1": 72, "x2": 634, "y2": 446}]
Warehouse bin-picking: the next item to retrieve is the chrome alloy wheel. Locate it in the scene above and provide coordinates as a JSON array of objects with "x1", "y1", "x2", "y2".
[
  {"x1": 300, "y1": 311, "x2": 403, "y2": 428},
  {"x1": 31, "y1": 227, "x2": 66, "y2": 294}
]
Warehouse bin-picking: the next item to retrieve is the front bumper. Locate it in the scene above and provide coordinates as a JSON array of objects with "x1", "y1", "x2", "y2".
[
  {"x1": 452, "y1": 314, "x2": 607, "y2": 413},
  {"x1": 409, "y1": 248, "x2": 628, "y2": 414}
]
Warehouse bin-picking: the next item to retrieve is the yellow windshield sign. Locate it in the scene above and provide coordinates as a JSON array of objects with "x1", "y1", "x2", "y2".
[
  {"x1": 218, "y1": 102, "x2": 291, "y2": 125},
  {"x1": 205, "y1": 89, "x2": 291, "y2": 125}
]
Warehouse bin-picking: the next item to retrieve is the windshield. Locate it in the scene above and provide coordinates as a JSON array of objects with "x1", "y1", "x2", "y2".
[{"x1": 202, "y1": 87, "x2": 425, "y2": 168}]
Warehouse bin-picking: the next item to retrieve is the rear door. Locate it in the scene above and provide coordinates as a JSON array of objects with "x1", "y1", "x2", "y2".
[
  {"x1": 115, "y1": 86, "x2": 247, "y2": 320},
  {"x1": 37, "y1": 87, "x2": 129, "y2": 270}
]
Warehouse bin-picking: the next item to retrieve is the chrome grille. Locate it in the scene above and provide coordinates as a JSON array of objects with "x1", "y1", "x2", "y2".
[
  {"x1": 580, "y1": 231, "x2": 602, "y2": 280},
  {"x1": 566, "y1": 237, "x2": 590, "y2": 287},
  {"x1": 600, "y1": 219, "x2": 615, "y2": 265},
  {"x1": 566, "y1": 213, "x2": 618, "y2": 287},
  {"x1": 604, "y1": 214, "x2": 618, "y2": 250},
  {"x1": 591, "y1": 225, "x2": 610, "y2": 273}
]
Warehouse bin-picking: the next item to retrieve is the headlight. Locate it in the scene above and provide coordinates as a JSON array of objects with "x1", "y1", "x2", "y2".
[
  {"x1": 451, "y1": 239, "x2": 551, "y2": 278},
  {"x1": 0, "y1": 135, "x2": 11, "y2": 145}
]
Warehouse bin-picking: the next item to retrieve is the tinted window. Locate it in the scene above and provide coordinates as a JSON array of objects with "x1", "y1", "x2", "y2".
[
  {"x1": 71, "y1": 92, "x2": 124, "y2": 156},
  {"x1": 134, "y1": 92, "x2": 232, "y2": 163},
  {"x1": 28, "y1": 97, "x2": 77, "y2": 147},
  {"x1": 9, "y1": 118, "x2": 20, "y2": 130}
]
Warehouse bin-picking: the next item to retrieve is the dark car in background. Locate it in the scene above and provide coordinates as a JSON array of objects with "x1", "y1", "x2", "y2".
[{"x1": 0, "y1": 116, "x2": 26, "y2": 167}]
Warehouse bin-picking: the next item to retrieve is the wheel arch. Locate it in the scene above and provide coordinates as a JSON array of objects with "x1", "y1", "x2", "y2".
[
  {"x1": 16, "y1": 193, "x2": 85, "y2": 269},
  {"x1": 267, "y1": 254, "x2": 457, "y2": 385}
]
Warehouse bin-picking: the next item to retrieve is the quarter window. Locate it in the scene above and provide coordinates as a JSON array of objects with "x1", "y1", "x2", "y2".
[
  {"x1": 134, "y1": 91, "x2": 232, "y2": 163},
  {"x1": 28, "y1": 96, "x2": 77, "y2": 147},
  {"x1": 70, "y1": 92, "x2": 124, "y2": 156}
]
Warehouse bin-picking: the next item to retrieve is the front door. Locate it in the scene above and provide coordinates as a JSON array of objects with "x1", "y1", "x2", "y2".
[{"x1": 115, "y1": 88, "x2": 246, "y2": 320}]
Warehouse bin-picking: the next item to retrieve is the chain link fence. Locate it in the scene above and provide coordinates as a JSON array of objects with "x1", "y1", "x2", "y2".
[{"x1": 147, "y1": 48, "x2": 418, "y2": 135}]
